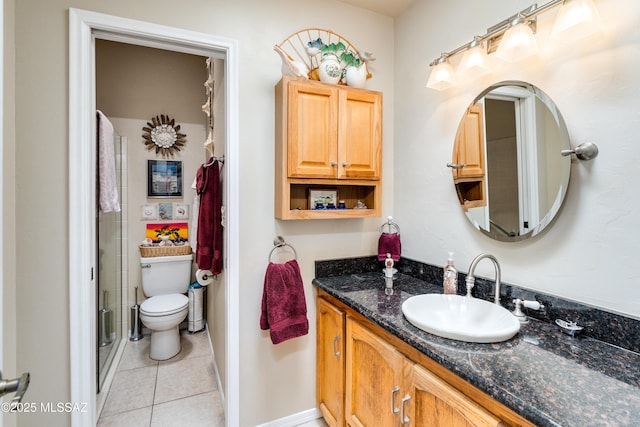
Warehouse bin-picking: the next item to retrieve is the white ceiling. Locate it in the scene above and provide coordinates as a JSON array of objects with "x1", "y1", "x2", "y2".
[{"x1": 337, "y1": 0, "x2": 415, "y2": 17}]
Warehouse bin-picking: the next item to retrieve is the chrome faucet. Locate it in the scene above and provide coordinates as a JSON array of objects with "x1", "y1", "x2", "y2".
[{"x1": 465, "y1": 254, "x2": 501, "y2": 305}]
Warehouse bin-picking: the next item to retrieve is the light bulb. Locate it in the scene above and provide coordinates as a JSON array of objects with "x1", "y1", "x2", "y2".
[
  {"x1": 426, "y1": 57, "x2": 457, "y2": 90},
  {"x1": 458, "y1": 42, "x2": 492, "y2": 80},
  {"x1": 494, "y1": 18, "x2": 539, "y2": 62},
  {"x1": 551, "y1": 0, "x2": 602, "y2": 41}
]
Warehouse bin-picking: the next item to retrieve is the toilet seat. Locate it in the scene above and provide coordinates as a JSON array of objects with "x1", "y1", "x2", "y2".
[{"x1": 140, "y1": 294, "x2": 188, "y2": 317}]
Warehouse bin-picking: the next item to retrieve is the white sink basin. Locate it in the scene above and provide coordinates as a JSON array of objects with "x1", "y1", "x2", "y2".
[{"x1": 402, "y1": 294, "x2": 520, "y2": 343}]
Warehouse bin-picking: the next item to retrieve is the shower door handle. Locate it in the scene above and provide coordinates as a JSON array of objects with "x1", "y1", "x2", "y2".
[{"x1": 0, "y1": 371, "x2": 31, "y2": 408}]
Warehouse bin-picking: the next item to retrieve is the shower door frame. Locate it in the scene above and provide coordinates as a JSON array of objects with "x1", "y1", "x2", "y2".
[{"x1": 69, "y1": 9, "x2": 240, "y2": 427}]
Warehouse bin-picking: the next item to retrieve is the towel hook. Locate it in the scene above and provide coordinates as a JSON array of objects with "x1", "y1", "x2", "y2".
[
  {"x1": 269, "y1": 236, "x2": 298, "y2": 263},
  {"x1": 379, "y1": 216, "x2": 400, "y2": 234}
]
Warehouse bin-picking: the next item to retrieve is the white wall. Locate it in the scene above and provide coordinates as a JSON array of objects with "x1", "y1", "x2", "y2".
[
  {"x1": 13, "y1": 1, "x2": 393, "y2": 426},
  {"x1": 394, "y1": 0, "x2": 640, "y2": 318}
]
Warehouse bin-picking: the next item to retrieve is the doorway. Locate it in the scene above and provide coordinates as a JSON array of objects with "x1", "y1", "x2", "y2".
[{"x1": 69, "y1": 9, "x2": 239, "y2": 427}]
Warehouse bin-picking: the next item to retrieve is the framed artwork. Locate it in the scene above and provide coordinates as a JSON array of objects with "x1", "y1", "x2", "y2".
[
  {"x1": 173, "y1": 203, "x2": 189, "y2": 220},
  {"x1": 309, "y1": 189, "x2": 338, "y2": 210},
  {"x1": 158, "y1": 203, "x2": 173, "y2": 220},
  {"x1": 147, "y1": 160, "x2": 182, "y2": 198},
  {"x1": 141, "y1": 203, "x2": 158, "y2": 220},
  {"x1": 146, "y1": 222, "x2": 189, "y2": 244}
]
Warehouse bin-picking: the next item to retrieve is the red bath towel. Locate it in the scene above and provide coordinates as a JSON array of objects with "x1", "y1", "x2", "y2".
[
  {"x1": 260, "y1": 260, "x2": 309, "y2": 344},
  {"x1": 378, "y1": 232, "x2": 401, "y2": 261},
  {"x1": 195, "y1": 159, "x2": 223, "y2": 275}
]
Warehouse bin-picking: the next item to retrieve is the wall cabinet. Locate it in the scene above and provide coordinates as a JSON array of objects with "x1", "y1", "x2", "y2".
[
  {"x1": 452, "y1": 104, "x2": 486, "y2": 210},
  {"x1": 275, "y1": 77, "x2": 382, "y2": 219},
  {"x1": 317, "y1": 294, "x2": 534, "y2": 427}
]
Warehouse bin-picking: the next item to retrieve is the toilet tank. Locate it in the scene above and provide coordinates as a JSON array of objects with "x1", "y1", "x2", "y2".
[{"x1": 140, "y1": 254, "x2": 193, "y2": 296}]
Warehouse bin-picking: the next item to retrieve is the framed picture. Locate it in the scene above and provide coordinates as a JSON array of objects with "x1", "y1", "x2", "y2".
[
  {"x1": 141, "y1": 203, "x2": 158, "y2": 220},
  {"x1": 309, "y1": 189, "x2": 338, "y2": 210},
  {"x1": 147, "y1": 160, "x2": 183, "y2": 198},
  {"x1": 158, "y1": 203, "x2": 173, "y2": 220},
  {"x1": 173, "y1": 203, "x2": 189, "y2": 220}
]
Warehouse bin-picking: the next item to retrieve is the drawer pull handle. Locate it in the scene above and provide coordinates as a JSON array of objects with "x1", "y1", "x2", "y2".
[
  {"x1": 401, "y1": 394, "x2": 411, "y2": 424},
  {"x1": 333, "y1": 336, "x2": 341, "y2": 357},
  {"x1": 390, "y1": 386, "x2": 400, "y2": 414}
]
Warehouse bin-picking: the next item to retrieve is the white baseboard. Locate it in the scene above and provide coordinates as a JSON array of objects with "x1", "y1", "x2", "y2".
[
  {"x1": 254, "y1": 408, "x2": 322, "y2": 427},
  {"x1": 204, "y1": 325, "x2": 226, "y2": 408}
]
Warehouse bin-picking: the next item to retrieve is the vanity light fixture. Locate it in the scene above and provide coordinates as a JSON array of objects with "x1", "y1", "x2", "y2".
[
  {"x1": 426, "y1": 0, "x2": 602, "y2": 90},
  {"x1": 425, "y1": 54, "x2": 457, "y2": 90},
  {"x1": 457, "y1": 37, "x2": 492, "y2": 79},
  {"x1": 551, "y1": 0, "x2": 602, "y2": 41},
  {"x1": 494, "y1": 14, "x2": 539, "y2": 62}
]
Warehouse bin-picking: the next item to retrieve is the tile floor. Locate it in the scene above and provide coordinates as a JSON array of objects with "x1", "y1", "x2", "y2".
[
  {"x1": 97, "y1": 329, "x2": 329, "y2": 427},
  {"x1": 97, "y1": 330, "x2": 224, "y2": 426}
]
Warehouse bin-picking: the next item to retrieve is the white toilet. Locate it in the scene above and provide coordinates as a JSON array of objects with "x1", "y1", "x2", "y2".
[{"x1": 139, "y1": 254, "x2": 192, "y2": 360}]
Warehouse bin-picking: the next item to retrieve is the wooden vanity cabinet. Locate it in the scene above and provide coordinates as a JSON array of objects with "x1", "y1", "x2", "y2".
[
  {"x1": 317, "y1": 293, "x2": 534, "y2": 427},
  {"x1": 452, "y1": 103, "x2": 486, "y2": 210},
  {"x1": 406, "y1": 363, "x2": 504, "y2": 426},
  {"x1": 275, "y1": 77, "x2": 382, "y2": 219},
  {"x1": 316, "y1": 298, "x2": 346, "y2": 427},
  {"x1": 345, "y1": 316, "x2": 404, "y2": 427}
]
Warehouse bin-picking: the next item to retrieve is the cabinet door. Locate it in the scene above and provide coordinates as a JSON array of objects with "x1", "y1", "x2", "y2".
[
  {"x1": 317, "y1": 298, "x2": 346, "y2": 427},
  {"x1": 345, "y1": 318, "x2": 403, "y2": 427},
  {"x1": 407, "y1": 363, "x2": 503, "y2": 427},
  {"x1": 287, "y1": 80, "x2": 339, "y2": 178},
  {"x1": 338, "y1": 89, "x2": 382, "y2": 180},
  {"x1": 453, "y1": 103, "x2": 485, "y2": 180}
]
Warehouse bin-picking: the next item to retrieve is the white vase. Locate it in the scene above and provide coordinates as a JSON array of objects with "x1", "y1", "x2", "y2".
[
  {"x1": 318, "y1": 54, "x2": 342, "y2": 84},
  {"x1": 345, "y1": 63, "x2": 368, "y2": 88}
]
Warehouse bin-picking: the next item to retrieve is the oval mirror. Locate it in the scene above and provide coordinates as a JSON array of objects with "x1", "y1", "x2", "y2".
[{"x1": 450, "y1": 81, "x2": 571, "y2": 242}]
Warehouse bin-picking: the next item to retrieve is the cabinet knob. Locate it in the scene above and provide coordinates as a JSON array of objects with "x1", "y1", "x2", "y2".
[
  {"x1": 330, "y1": 161, "x2": 337, "y2": 167},
  {"x1": 342, "y1": 162, "x2": 351, "y2": 167}
]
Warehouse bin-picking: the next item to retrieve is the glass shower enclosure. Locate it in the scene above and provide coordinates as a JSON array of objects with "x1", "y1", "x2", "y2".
[{"x1": 97, "y1": 134, "x2": 125, "y2": 392}]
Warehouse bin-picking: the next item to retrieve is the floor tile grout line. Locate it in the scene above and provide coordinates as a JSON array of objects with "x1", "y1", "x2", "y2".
[{"x1": 149, "y1": 354, "x2": 160, "y2": 427}]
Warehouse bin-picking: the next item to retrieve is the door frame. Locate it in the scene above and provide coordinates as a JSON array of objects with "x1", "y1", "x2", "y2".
[{"x1": 69, "y1": 9, "x2": 239, "y2": 426}]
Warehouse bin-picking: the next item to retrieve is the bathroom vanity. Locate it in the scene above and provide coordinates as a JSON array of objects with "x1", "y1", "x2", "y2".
[{"x1": 313, "y1": 258, "x2": 640, "y2": 427}]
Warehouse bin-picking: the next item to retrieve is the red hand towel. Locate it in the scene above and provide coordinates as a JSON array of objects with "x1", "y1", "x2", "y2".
[
  {"x1": 378, "y1": 232, "x2": 401, "y2": 261},
  {"x1": 260, "y1": 260, "x2": 309, "y2": 344}
]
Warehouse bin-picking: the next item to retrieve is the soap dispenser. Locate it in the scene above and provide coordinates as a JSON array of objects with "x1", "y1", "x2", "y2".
[{"x1": 443, "y1": 252, "x2": 458, "y2": 295}]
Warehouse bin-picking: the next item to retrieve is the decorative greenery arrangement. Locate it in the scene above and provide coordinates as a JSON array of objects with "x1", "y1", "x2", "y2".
[{"x1": 315, "y1": 39, "x2": 362, "y2": 69}]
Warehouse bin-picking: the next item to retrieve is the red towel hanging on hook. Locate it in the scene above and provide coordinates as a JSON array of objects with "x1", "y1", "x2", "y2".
[{"x1": 196, "y1": 158, "x2": 223, "y2": 275}]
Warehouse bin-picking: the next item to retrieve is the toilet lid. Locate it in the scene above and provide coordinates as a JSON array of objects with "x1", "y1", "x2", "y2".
[{"x1": 140, "y1": 294, "x2": 188, "y2": 316}]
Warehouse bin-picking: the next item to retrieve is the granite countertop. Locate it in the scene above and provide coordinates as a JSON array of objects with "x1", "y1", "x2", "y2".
[{"x1": 313, "y1": 272, "x2": 640, "y2": 427}]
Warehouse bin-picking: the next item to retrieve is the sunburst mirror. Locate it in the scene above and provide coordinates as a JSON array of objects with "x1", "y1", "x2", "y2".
[{"x1": 142, "y1": 114, "x2": 187, "y2": 157}]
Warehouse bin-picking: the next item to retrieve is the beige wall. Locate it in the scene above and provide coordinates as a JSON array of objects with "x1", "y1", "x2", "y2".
[
  {"x1": 395, "y1": 0, "x2": 640, "y2": 317},
  {"x1": 2, "y1": 0, "x2": 16, "y2": 426},
  {"x1": 12, "y1": 1, "x2": 394, "y2": 426}
]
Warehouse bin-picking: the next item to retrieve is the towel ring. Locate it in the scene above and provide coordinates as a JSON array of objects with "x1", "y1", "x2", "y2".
[
  {"x1": 268, "y1": 236, "x2": 298, "y2": 263},
  {"x1": 379, "y1": 216, "x2": 400, "y2": 234}
]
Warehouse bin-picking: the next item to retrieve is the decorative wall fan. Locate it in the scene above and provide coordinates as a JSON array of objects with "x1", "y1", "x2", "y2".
[
  {"x1": 274, "y1": 28, "x2": 373, "y2": 84},
  {"x1": 142, "y1": 114, "x2": 187, "y2": 157}
]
